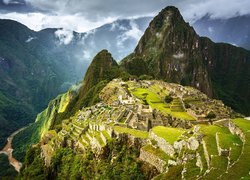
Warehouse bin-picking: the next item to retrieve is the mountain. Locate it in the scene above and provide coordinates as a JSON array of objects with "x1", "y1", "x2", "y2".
[
  {"x1": 121, "y1": 6, "x2": 250, "y2": 115},
  {"x1": 0, "y1": 17, "x2": 151, "y2": 148},
  {"x1": 3, "y1": 6, "x2": 250, "y2": 179},
  {"x1": 193, "y1": 15, "x2": 250, "y2": 50},
  {"x1": 18, "y1": 49, "x2": 249, "y2": 179},
  {"x1": 12, "y1": 50, "x2": 127, "y2": 161},
  {"x1": 0, "y1": 19, "x2": 87, "y2": 148}
]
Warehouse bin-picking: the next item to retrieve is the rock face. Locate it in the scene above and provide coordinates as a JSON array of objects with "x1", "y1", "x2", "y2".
[{"x1": 121, "y1": 6, "x2": 250, "y2": 115}]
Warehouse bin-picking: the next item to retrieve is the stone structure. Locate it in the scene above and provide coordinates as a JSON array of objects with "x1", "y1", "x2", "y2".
[
  {"x1": 149, "y1": 131, "x2": 175, "y2": 156},
  {"x1": 139, "y1": 148, "x2": 168, "y2": 173}
]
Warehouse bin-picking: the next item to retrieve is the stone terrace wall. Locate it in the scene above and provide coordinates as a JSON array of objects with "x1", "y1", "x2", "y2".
[
  {"x1": 139, "y1": 148, "x2": 167, "y2": 173},
  {"x1": 149, "y1": 131, "x2": 175, "y2": 156}
]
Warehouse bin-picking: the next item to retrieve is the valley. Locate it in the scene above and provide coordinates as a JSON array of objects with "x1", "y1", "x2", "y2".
[
  {"x1": 0, "y1": 3, "x2": 249, "y2": 179},
  {"x1": 0, "y1": 125, "x2": 28, "y2": 172}
]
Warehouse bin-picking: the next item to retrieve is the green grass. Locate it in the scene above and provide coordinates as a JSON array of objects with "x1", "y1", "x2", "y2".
[
  {"x1": 232, "y1": 118, "x2": 250, "y2": 132},
  {"x1": 130, "y1": 88, "x2": 195, "y2": 120},
  {"x1": 203, "y1": 155, "x2": 228, "y2": 179},
  {"x1": 221, "y1": 119, "x2": 250, "y2": 179},
  {"x1": 197, "y1": 146, "x2": 208, "y2": 174},
  {"x1": 152, "y1": 126, "x2": 185, "y2": 144},
  {"x1": 113, "y1": 126, "x2": 149, "y2": 139},
  {"x1": 199, "y1": 125, "x2": 229, "y2": 156},
  {"x1": 153, "y1": 165, "x2": 183, "y2": 180},
  {"x1": 101, "y1": 130, "x2": 111, "y2": 140},
  {"x1": 94, "y1": 132, "x2": 105, "y2": 147},
  {"x1": 142, "y1": 145, "x2": 170, "y2": 161},
  {"x1": 183, "y1": 156, "x2": 201, "y2": 179},
  {"x1": 217, "y1": 132, "x2": 242, "y2": 163}
]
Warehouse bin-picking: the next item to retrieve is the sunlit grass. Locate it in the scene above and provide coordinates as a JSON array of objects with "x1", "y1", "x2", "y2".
[
  {"x1": 130, "y1": 87, "x2": 195, "y2": 120},
  {"x1": 113, "y1": 126, "x2": 149, "y2": 138},
  {"x1": 152, "y1": 126, "x2": 185, "y2": 144}
]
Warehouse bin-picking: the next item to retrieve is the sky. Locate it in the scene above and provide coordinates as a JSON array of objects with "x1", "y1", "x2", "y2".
[{"x1": 0, "y1": 0, "x2": 250, "y2": 32}]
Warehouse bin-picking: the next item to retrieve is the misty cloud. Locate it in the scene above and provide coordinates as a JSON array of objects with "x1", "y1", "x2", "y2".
[
  {"x1": 181, "y1": 0, "x2": 250, "y2": 22},
  {"x1": 117, "y1": 20, "x2": 143, "y2": 48},
  {"x1": 55, "y1": 29, "x2": 74, "y2": 45},
  {"x1": 1, "y1": 0, "x2": 250, "y2": 32},
  {"x1": 25, "y1": 36, "x2": 37, "y2": 42}
]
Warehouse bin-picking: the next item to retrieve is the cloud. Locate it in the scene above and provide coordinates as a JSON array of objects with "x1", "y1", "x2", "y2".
[
  {"x1": 25, "y1": 36, "x2": 37, "y2": 42},
  {"x1": 0, "y1": 12, "x2": 116, "y2": 32},
  {"x1": 110, "y1": 22, "x2": 128, "y2": 31},
  {"x1": 208, "y1": 27, "x2": 214, "y2": 34},
  {"x1": 24, "y1": 0, "x2": 171, "y2": 20},
  {"x1": 2, "y1": 0, "x2": 25, "y2": 5},
  {"x1": 181, "y1": 0, "x2": 250, "y2": 22},
  {"x1": 117, "y1": 20, "x2": 143, "y2": 48},
  {"x1": 55, "y1": 28, "x2": 74, "y2": 45},
  {"x1": 1, "y1": 0, "x2": 250, "y2": 32},
  {"x1": 3, "y1": 0, "x2": 11, "y2": 4},
  {"x1": 24, "y1": 0, "x2": 250, "y2": 22}
]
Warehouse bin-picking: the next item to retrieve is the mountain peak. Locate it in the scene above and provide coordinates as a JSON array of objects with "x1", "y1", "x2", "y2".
[
  {"x1": 156, "y1": 6, "x2": 181, "y2": 17},
  {"x1": 121, "y1": 6, "x2": 250, "y2": 115},
  {"x1": 80, "y1": 50, "x2": 119, "y2": 98},
  {"x1": 147, "y1": 6, "x2": 185, "y2": 31},
  {"x1": 87, "y1": 49, "x2": 117, "y2": 72}
]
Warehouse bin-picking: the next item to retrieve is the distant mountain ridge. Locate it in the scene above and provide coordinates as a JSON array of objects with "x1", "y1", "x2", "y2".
[{"x1": 193, "y1": 15, "x2": 250, "y2": 50}]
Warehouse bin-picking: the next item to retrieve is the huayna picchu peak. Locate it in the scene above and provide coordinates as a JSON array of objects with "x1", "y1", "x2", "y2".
[
  {"x1": 1, "y1": 4, "x2": 250, "y2": 180},
  {"x1": 121, "y1": 6, "x2": 250, "y2": 115}
]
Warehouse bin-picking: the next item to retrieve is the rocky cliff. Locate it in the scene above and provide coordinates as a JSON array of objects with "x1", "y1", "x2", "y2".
[{"x1": 121, "y1": 6, "x2": 250, "y2": 115}]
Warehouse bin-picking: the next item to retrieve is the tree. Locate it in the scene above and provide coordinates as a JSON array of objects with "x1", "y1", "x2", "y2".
[
  {"x1": 164, "y1": 95, "x2": 173, "y2": 103},
  {"x1": 206, "y1": 111, "x2": 216, "y2": 119}
]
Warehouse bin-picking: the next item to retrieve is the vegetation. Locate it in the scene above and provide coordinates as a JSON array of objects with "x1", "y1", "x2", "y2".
[
  {"x1": 0, "y1": 154, "x2": 17, "y2": 178},
  {"x1": 164, "y1": 95, "x2": 173, "y2": 103},
  {"x1": 21, "y1": 140, "x2": 146, "y2": 180},
  {"x1": 113, "y1": 126, "x2": 149, "y2": 139},
  {"x1": 152, "y1": 126, "x2": 184, "y2": 144},
  {"x1": 206, "y1": 111, "x2": 216, "y2": 119},
  {"x1": 130, "y1": 87, "x2": 195, "y2": 120},
  {"x1": 142, "y1": 145, "x2": 170, "y2": 161}
]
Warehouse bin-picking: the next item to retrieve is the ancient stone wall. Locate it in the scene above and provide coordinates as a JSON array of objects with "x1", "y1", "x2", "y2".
[{"x1": 139, "y1": 148, "x2": 167, "y2": 173}]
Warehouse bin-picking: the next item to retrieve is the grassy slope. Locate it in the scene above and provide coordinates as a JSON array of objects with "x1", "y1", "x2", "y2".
[
  {"x1": 113, "y1": 126, "x2": 149, "y2": 139},
  {"x1": 130, "y1": 87, "x2": 195, "y2": 120},
  {"x1": 221, "y1": 118, "x2": 250, "y2": 179},
  {"x1": 152, "y1": 126, "x2": 184, "y2": 144}
]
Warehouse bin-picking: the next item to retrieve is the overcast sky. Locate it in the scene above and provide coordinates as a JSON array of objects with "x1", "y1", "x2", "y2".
[{"x1": 0, "y1": 0, "x2": 250, "y2": 32}]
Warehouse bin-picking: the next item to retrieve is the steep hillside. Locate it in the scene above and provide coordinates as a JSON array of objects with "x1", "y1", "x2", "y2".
[
  {"x1": 12, "y1": 50, "x2": 126, "y2": 160},
  {"x1": 19, "y1": 78, "x2": 249, "y2": 179},
  {"x1": 4, "y1": 6, "x2": 250, "y2": 179},
  {"x1": 0, "y1": 17, "x2": 150, "y2": 148},
  {"x1": 121, "y1": 6, "x2": 250, "y2": 115}
]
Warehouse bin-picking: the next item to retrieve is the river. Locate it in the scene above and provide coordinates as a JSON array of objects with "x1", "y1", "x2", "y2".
[{"x1": 0, "y1": 126, "x2": 28, "y2": 172}]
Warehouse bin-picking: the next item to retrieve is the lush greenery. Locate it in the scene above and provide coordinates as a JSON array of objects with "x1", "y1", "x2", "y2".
[
  {"x1": 20, "y1": 139, "x2": 147, "y2": 179},
  {"x1": 121, "y1": 6, "x2": 250, "y2": 116},
  {"x1": 130, "y1": 87, "x2": 195, "y2": 120},
  {"x1": 0, "y1": 19, "x2": 88, "y2": 148},
  {"x1": 0, "y1": 154, "x2": 17, "y2": 178},
  {"x1": 113, "y1": 126, "x2": 149, "y2": 139},
  {"x1": 152, "y1": 126, "x2": 184, "y2": 144}
]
